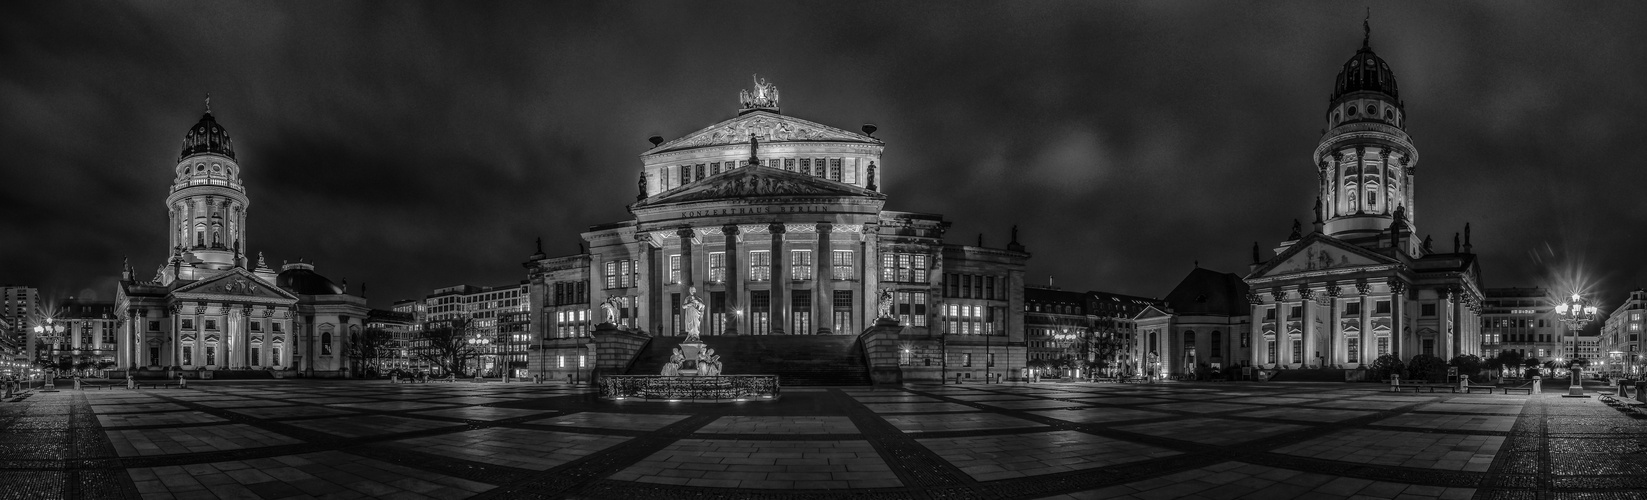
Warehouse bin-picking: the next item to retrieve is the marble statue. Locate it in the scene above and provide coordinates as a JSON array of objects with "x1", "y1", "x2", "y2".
[
  {"x1": 661, "y1": 348, "x2": 684, "y2": 376},
  {"x1": 699, "y1": 348, "x2": 721, "y2": 376},
  {"x1": 682, "y1": 287, "x2": 706, "y2": 343},
  {"x1": 600, "y1": 297, "x2": 621, "y2": 325},
  {"x1": 877, "y1": 288, "x2": 894, "y2": 319}
]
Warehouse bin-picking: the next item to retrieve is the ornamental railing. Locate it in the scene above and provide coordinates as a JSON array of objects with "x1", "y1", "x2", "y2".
[{"x1": 598, "y1": 375, "x2": 780, "y2": 402}]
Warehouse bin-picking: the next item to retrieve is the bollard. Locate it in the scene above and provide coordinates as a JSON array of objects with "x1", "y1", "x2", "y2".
[
  {"x1": 955, "y1": 373, "x2": 963, "y2": 385},
  {"x1": 1532, "y1": 376, "x2": 1541, "y2": 395},
  {"x1": 1636, "y1": 381, "x2": 1646, "y2": 404}
]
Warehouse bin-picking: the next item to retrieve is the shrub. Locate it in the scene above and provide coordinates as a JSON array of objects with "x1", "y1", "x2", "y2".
[
  {"x1": 1368, "y1": 354, "x2": 1404, "y2": 381},
  {"x1": 1406, "y1": 355, "x2": 1448, "y2": 382}
]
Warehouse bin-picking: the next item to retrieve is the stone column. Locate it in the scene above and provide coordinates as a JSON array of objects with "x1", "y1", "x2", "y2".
[
  {"x1": 1356, "y1": 281, "x2": 1371, "y2": 360},
  {"x1": 769, "y1": 224, "x2": 788, "y2": 334},
  {"x1": 1380, "y1": 147, "x2": 1391, "y2": 214},
  {"x1": 1451, "y1": 288, "x2": 1464, "y2": 359},
  {"x1": 1299, "y1": 285, "x2": 1316, "y2": 367},
  {"x1": 1389, "y1": 281, "x2": 1406, "y2": 359},
  {"x1": 677, "y1": 228, "x2": 696, "y2": 294},
  {"x1": 1327, "y1": 284, "x2": 1340, "y2": 365},
  {"x1": 722, "y1": 225, "x2": 741, "y2": 335},
  {"x1": 816, "y1": 223, "x2": 834, "y2": 335},
  {"x1": 1403, "y1": 157, "x2": 1416, "y2": 223},
  {"x1": 1271, "y1": 289, "x2": 1288, "y2": 365}
]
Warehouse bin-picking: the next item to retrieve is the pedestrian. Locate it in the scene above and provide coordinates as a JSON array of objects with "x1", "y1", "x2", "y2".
[
  {"x1": 73, "y1": 374, "x2": 82, "y2": 391},
  {"x1": 126, "y1": 374, "x2": 135, "y2": 390},
  {"x1": 178, "y1": 374, "x2": 187, "y2": 389},
  {"x1": 390, "y1": 371, "x2": 399, "y2": 384}
]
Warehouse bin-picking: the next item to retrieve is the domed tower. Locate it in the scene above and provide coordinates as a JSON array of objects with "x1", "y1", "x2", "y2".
[
  {"x1": 165, "y1": 99, "x2": 250, "y2": 272},
  {"x1": 1313, "y1": 23, "x2": 1419, "y2": 257}
]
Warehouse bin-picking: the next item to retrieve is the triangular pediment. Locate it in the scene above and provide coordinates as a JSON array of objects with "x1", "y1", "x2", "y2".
[
  {"x1": 1247, "y1": 233, "x2": 1400, "y2": 280},
  {"x1": 634, "y1": 164, "x2": 885, "y2": 208},
  {"x1": 1134, "y1": 305, "x2": 1173, "y2": 321},
  {"x1": 646, "y1": 110, "x2": 880, "y2": 155},
  {"x1": 172, "y1": 267, "x2": 299, "y2": 301}
]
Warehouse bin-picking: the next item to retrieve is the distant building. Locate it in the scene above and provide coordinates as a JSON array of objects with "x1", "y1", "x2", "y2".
[
  {"x1": 1600, "y1": 289, "x2": 1645, "y2": 376},
  {"x1": 1, "y1": 286, "x2": 39, "y2": 343},
  {"x1": 1242, "y1": 31, "x2": 1483, "y2": 368},
  {"x1": 32, "y1": 298, "x2": 118, "y2": 375},
  {"x1": 1025, "y1": 286, "x2": 1088, "y2": 366},
  {"x1": 1576, "y1": 335, "x2": 1601, "y2": 367},
  {"x1": 1480, "y1": 288, "x2": 1562, "y2": 361},
  {"x1": 1136, "y1": 268, "x2": 1252, "y2": 377},
  {"x1": 420, "y1": 283, "x2": 531, "y2": 377}
]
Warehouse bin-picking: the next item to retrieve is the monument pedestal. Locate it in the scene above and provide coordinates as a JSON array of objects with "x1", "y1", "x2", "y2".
[{"x1": 679, "y1": 342, "x2": 706, "y2": 373}]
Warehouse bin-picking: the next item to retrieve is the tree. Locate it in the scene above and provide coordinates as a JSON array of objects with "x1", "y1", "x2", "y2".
[
  {"x1": 348, "y1": 327, "x2": 397, "y2": 377},
  {"x1": 1368, "y1": 354, "x2": 1404, "y2": 381},
  {"x1": 1490, "y1": 350, "x2": 1525, "y2": 377},
  {"x1": 414, "y1": 319, "x2": 480, "y2": 377},
  {"x1": 1448, "y1": 354, "x2": 1484, "y2": 381},
  {"x1": 1523, "y1": 357, "x2": 1542, "y2": 378}
]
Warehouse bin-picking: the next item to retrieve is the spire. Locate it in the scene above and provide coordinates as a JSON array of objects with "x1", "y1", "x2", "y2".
[
  {"x1": 205, "y1": 93, "x2": 211, "y2": 114},
  {"x1": 1363, "y1": 7, "x2": 1371, "y2": 49}
]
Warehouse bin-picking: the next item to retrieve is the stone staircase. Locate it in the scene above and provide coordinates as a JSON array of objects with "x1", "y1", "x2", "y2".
[{"x1": 626, "y1": 335, "x2": 872, "y2": 386}]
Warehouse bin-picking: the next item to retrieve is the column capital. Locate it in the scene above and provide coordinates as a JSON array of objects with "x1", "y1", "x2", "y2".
[
  {"x1": 1326, "y1": 281, "x2": 1341, "y2": 298},
  {"x1": 1270, "y1": 288, "x2": 1287, "y2": 303},
  {"x1": 815, "y1": 223, "x2": 833, "y2": 234},
  {"x1": 676, "y1": 227, "x2": 695, "y2": 239},
  {"x1": 1297, "y1": 285, "x2": 1314, "y2": 302},
  {"x1": 768, "y1": 223, "x2": 787, "y2": 234},
  {"x1": 1386, "y1": 280, "x2": 1406, "y2": 295},
  {"x1": 1355, "y1": 279, "x2": 1371, "y2": 296},
  {"x1": 1246, "y1": 291, "x2": 1263, "y2": 305}
]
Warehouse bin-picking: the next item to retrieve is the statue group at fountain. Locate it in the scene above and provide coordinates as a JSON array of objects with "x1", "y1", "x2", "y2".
[{"x1": 660, "y1": 287, "x2": 722, "y2": 377}]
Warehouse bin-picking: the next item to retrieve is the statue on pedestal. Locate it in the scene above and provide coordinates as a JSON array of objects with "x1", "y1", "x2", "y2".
[
  {"x1": 699, "y1": 347, "x2": 721, "y2": 376},
  {"x1": 682, "y1": 287, "x2": 706, "y2": 343},
  {"x1": 599, "y1": 296, "x2": 621, "y2": 325},
  {"x1": 877, "y1": 288, "x2": 894, "y2": 319}
]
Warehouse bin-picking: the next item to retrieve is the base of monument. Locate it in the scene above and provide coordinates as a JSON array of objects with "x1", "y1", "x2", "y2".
[{"x1": 599, "y1": 374, "x2": 781, "y2": 402}]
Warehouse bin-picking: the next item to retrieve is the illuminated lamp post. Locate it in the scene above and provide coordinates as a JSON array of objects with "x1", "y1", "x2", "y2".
[
  {"x1": 32, "y1": 317, "x2": 65, "y2": 392},
  {"x1": 469, "y1": 331, "x2": 491, "y2": 381},
  {"x1": 1554, "y1": 293, "x2": 1598, "y2": 397}
]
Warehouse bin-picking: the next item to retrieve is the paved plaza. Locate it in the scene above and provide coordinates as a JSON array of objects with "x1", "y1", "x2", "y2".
[{"x1": 2, "y1": 380, "x2": 1645, "y2": 499}]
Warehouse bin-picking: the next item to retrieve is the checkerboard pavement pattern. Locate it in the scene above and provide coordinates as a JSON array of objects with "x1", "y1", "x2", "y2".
[{"x1": 3, "y1": 379, "x2": 1646, "y2": 499}]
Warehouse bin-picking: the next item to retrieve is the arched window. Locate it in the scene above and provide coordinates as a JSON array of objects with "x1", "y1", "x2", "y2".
[
  {"x1": 321, "y1": 332, "x2": 333, "y2": 355},
  {"x1": 1182, "y1": 330, "x2": 1195, "y2": 348},
  {"x1": 1148, "y1": 331, "x2": 1158, "y2": 355}
]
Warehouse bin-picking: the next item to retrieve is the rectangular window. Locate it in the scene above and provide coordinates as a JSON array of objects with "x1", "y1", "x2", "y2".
[
  {"x1": 1240, "y1": 331, "x2": 1250, "y2": 347},
  {"x1": 696, "y1": 164, "x2": 706, "y2": 180},
  {"x1": 605, "y1": 261, "x2": 618, "y2": 289},
  {"x1": 1422, "y1": 339, "x2": 1435, "y2": 356},
  {"x1": 1344, "y1": 302, "x2": 1361, "y2": 316},
  {"x1": 833, "y1": 290, "x2": 853, "y2": 333},
  {"x1": 986, "y1": 277, "x2": 995, "y2": 300},
  {"x1": 272, "y1": 322, "x2": 282, "y2": 333},
  {"x1": 1290, "y1": 306, "x2": 1302, "y2": 318},
  {"x1": 1421, "y1": 303, "x2": 1436, "y2": 316},
  {"x1": 1291, "y1": 339, "x2": 1303, "y2": 363},
  {"x1": 912, "y1": 292, "x2": 927, "y2": 326},
  {"x1": 962, "y1": 353, "x2": 972, "y2": 367},
  {"x1": 829, "y1": 158, "x2": 842, "y2": 181},
  {"x1": 183, "y1": 346, "x2": 193, "y2": 365},
  {"x1": 1264, "y1": 308, "x2": 1275, "y2": 320},
  {"x1": 783, "y1": 158, "x2": 795, "y2": 171},
  {"x1": 182, "y1": 319, "x2": 195, "y2": 330},
  {"x1": 791, "y1": 250, "x2": 812, "y2": 280},
  {"x1": 792, "y1": 290, "x2": 811, "y2": 334},
  {"x1": 1347, "y1": 337, "x2": 1360, "y2": 363},
  {"x1": 831, "y1": 250, "x2": 853, "y2": 280},
  {"x1": 710, "y1": 291, "x2": 726, "y2": 335},
  {"x1": 250, "y1": 321, "x2": 262, "y2": 332},
  {"x1": 206, "y1": 346, "x2": 217, "y2": 366},
  {"x1": 205, "y1": 319, "x2": 217, "y2": 330},
  {"x1": 749, "y1": 250, "x2": 771, "y2": 281},
  {"x1": 1375, "y1": 300, "x2": 1391, "y2": 314},
  {"x1": 710, "y1": 162, "x2": 721, "y2": 176},
  {"x1": 881, "y1": 253, "x2": 896, "y2": 281},
  {"x1": 148, "y1": 320, "x2": 160, "y2": 331},
  {"x1": 669, "y1": 254, "x2": 681, "y2": 284},
  {"x1": 799, "y1": 158, "x2": 812, "y2": 176},
  {"x1": 750, "y1": 291, "x2": 771, "y2": 335},
  {"x1": 709, "y1": 252, "x2": 725, "y2": 282},
  {"x1": 1267, "y1": 339, "x2": 1277, "y2": 361}
]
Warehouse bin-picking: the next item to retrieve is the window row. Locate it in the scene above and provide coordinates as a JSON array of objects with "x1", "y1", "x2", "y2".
[
  {"x1": 881, "y1": 253, "x2": 929, "y2": 283},
  {"x1": 949, "y1": 273, "x2": 1000, "y2": 300}
]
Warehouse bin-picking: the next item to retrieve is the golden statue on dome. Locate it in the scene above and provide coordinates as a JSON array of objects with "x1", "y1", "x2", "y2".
[{"x1": 739, "y1": 74, "x2": 780, "y2": 110}]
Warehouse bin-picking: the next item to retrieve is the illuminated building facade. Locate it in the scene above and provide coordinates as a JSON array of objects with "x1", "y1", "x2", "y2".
[{"x1": 524, "y1": 78, "x2": 1029, "y2": 382}]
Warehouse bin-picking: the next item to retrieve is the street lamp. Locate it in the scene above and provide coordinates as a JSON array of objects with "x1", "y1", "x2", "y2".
[
  {"x1": 1554, "y1": 293, "x2": 1598, "y2": 396},
  {"x1": 469, "y1": 332, "x2": 491, "y2": 381}
]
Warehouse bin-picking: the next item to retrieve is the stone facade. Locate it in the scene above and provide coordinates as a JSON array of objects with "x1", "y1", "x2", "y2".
[{"x1": 525, "y1": 80, "x2": 1029, "y2": 382}]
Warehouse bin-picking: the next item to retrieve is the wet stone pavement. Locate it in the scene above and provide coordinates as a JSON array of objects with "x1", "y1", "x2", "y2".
[{"x1": 1, "y1": 380, "x2": 1645, "y2": 499}]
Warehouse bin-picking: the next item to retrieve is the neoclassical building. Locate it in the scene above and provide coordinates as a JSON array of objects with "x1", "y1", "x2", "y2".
[
  {"x1": 526, "y1": 78, "x2": 1029, "y2": 382},
  {"x1": 1243, "y1": 32, "x2": 1483, "y2": 369},
  {"x1": 115, "y1": 105, "x2": 376, "y2": 377}
]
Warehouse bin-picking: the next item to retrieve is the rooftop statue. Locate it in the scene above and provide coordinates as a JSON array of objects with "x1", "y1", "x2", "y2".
[{"x1": 739, "y1": 74, "x2": 780, "y2": 109}]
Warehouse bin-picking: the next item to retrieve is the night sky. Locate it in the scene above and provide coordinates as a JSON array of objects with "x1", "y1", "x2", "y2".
[{"x1": 4, "y1": 1, "x2": 1646, "y2": 313}]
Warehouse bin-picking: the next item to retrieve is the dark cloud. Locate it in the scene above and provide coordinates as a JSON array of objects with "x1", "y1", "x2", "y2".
[{"x1": 4, "y1": 1, "x2": 1647, "y2": 310}]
